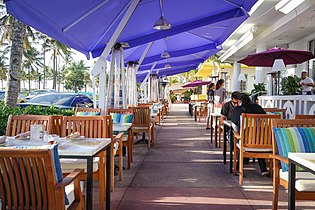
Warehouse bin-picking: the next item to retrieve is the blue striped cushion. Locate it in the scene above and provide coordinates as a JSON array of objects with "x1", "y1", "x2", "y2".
[
  {"x1": 110, "y1": 113, "x2": 122, "y2": 123},
  {"x1": 76, "y1": 111, "x2": 100, "y2": 116},
  {"x1": 273, "y1": 127, "x2": 315, "y2": 171},
  {"x1": 110, "y1": 113, "x2": 133, "y2": 124}
]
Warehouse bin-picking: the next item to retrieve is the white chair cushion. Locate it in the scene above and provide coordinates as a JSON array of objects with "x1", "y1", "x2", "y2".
[
  {"x1": 236, "y1": 143, "x2": 273, "y2": 152},
  {"x1": 133, "y1": 126, "x2": 149, "y2": 130},
  {"x1": 65, "y1": 181, "x2": 84, "y2": 209},
  {"x1": 60, "y1": 158, "x2": 99, "y2": 173},
  {"x1": 280, "y1": 170, "x2": 315, "y2": 192}
]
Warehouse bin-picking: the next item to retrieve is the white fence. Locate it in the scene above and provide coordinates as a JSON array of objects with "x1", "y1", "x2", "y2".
[{"x1": 258, "y1": 95, "x2": 315, "y2": 119}]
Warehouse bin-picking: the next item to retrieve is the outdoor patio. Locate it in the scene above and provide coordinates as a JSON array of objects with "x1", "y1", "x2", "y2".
[{"x1": 94, "y1": 104, "x2": 315, "y2": 210}]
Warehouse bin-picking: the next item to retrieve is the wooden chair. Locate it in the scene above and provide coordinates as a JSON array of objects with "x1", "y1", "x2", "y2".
[
  {"x1": 0, "y1": 148, "x2": 84, "y2": 210},
  {"x1": 61, "y1": 115, "x2": 123, "y2": 207},
  {"x1": 294, "y1": 114, "x2": 315, "y2": 119},
  {"x1": 263, "y1": 108, "x2": 286, "y2": 119},
  {"x1": 51, "y1": 115, "x2": 63, "y2": 136},
  {"x1": 132, "y1": 106, "x2": 155, "y2": 148},
  {"x1": 233, "y1": 113, "x2": 281, "y2": 185},
  {"x1": 197, "y1": 102, "x2": 208, "y2": 122},
  {"x1": 271, "y1": 119, "x2": 315, "y2": 210},
  {"x1": 6, "y1": 114, "x2": 53, "y2": 136},
  {"x1": 107, "y1": 108, "x2": 134, "y2": 169},
  {"x1": 75, "y1": 107, "x2": 101, "y2": 115}
]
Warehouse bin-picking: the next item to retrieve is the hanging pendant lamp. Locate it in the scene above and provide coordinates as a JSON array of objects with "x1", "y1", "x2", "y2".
[
  {"x1": 161, "y1": 37, "x2": 170, "y2": 58},
  {"x1": 154, "y1": 0, "x2": 171, "y2": 30}
]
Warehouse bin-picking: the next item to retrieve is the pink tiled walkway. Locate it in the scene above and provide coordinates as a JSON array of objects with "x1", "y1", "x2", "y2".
[{"x1": 110, "y1": 104, "x2": 315, "y2": 210}]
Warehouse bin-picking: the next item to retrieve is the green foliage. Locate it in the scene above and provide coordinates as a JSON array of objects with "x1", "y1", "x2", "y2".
[
  {"x1": 169, "y1": 93, "x2": 176, "y2": 103},
  {"x1": 251, "y1": 83, "x2": 266, "y2": 94},
  {"x1": 0, "y1": 102, "x2": 74, "y2": 135},
  {"x1": 281, "y1": 75, "x2": 302, "y2": 95},
  {"x1": 64, "y1": 60, "x2": 90, "y2": 92},
  {"x1": 182, "y1": 90, "x2": 193, "y2": 100}
]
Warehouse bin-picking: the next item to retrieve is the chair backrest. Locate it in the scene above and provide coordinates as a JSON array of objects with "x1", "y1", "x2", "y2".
[
  {"x1": 61, "y1": 115, "x2": 112, "y2": 138},
  {"x1": 294, "y1": 114, "x2": 315, "y2": 119},
  {"x1": 263, "y1": 108, "x2": 286, "y2": 119},
  {"x1": 6, "y1": 115, "x2": 53, "y2": 136},
  {"x1": 240, "y1": 113, "x2": 281, "y2": 149},
  {"x1": 75, "y1": 107, "x2": 101, "y2": 115},
  {"x1": 132, "y1": 106, "x2": 151, "y2": 127},
  {"x1": 51, "y1": 115, "x2": 63, "y2": 136},
  {"x1": 0, "y1": 148, "x2": 58, "y2": 210},
  {"x1": 271, "y1": 119, "x2": 315, "y2": 155},
  {"x1": 137, "y1": 103, "x2": 153, "y2": 107},
  {"x1": 106, "y1": 108, "x2": 133, "y2": 115}
]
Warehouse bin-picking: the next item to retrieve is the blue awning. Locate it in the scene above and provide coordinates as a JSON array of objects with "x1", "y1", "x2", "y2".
[{"x1": 6, "y1": 0, "x2": 257, "y2": 59}]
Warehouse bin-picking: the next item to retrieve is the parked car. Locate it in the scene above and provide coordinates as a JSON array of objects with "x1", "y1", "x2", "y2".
[
  {"x1": 0, "y1": 91, "x2": 27, "y2": 103},
  {"x1": 26, "y1": 89, "x2": 57, "y2": 100},
  {"x1": 18, "y1": 93, "x2": 93, "y2": 109}
]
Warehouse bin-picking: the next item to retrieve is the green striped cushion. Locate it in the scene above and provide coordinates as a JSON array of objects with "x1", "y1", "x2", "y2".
[
  {"x1": 110, "y1": 113, "x2": 133, "y2": 124},
  {"x1": 76, "y1": 111, "x2": 100, "y2": 116},
  {"x1": 273, "y1": 127, "x2": 315, "y2": 171}
]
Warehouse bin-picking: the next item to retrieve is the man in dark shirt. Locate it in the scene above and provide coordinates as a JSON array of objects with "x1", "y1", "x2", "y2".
[
  {"x1": 220, "y1": 91, "x2": 241, "y2": 125},
  {"x1": 231, "y1": 93, "x2": 268, "y2": 176}
]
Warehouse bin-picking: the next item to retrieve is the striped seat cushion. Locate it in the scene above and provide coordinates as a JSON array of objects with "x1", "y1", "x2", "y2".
[
  {"x1": 273, "y1": 127, "x2": 315, "y2": 171},
  {"x1": 110, "y1": 113, "x2": 134, "y2": 124},
  {"x1": 76, "y1": 111, "x2": 100, "y2": 116}
]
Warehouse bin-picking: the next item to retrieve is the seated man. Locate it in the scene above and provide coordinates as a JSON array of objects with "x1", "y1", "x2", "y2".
[
  {"x1": 220, "y1": 91, "x2": 241, "y2": 125},
  {"x1": 231, "y1": 93, "x2": 269, "y2": 176}
]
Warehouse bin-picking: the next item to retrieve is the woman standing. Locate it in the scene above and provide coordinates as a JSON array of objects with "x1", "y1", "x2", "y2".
[{"x1": 215, "y1": 79, "x2": 227, "y2": 103}]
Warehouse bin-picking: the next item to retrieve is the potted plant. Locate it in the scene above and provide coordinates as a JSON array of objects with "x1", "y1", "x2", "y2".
[{"x1": 281, "y1": 75, "x2": 302, "y2": 95}]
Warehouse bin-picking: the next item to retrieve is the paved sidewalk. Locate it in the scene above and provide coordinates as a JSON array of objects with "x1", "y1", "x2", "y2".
[{"x1": 109, "y1": 104, "x2": 315, "y2": 210}]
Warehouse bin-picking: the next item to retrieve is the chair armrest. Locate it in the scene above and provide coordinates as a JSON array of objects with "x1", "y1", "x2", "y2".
[
  {"x1": 114, "y1": 132, "x2": 124, "y2": 143},
  {"x1": 233, "y1": 131, "x2": 240, "y2": 140},
  {"x1": 269, "y1": 154, "x2": 289, "y2": 164},
  {"x1": 55, "y1": 169, "x2": 83, "y2": 190}
]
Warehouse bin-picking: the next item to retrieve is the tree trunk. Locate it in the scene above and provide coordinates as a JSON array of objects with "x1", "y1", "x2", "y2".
[
  {"x1": 5, "y1": 19, "x2": 26, "y2": 107},
  {"x1": 43, "y1": 47, "x2": 46, "y2": 89},
  {"x1": 28, "y1": 67, "x2": 31, "y2": 94},
  {"x1": 53, "y1": 51, "x2": 57, "y2": 90}
]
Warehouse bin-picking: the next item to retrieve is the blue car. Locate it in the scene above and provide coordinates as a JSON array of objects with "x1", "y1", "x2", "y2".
[{"x1": 18, "y1": 93, "x2": 93, "y2": 109}]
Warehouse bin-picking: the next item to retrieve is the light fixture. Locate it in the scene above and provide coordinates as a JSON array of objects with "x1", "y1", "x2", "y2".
[
  {"x1": 275, "y1": 0, "x2": 305, "y2": 14},
  {"x1": 161, "y1": 37, "x2": 170, "y2": 58},
  {"x1": 271, "y1": 59, "x2": 286, "y2": 72},
  {"x1": 164, "y1": 63, "x2": 171, "y2": 68},
  {"x1": 154, "y1": 0, "x2": 171, "y2": 30},
  {"x1": 219, "y1": 28, "x2": 255, "y2": 62},
  {"x1": 237, "y1": 73, "x2": 246, "y2": 82}
]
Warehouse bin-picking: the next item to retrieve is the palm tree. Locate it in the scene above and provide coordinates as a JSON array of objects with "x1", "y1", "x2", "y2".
[
  {"x1": 22, "y1": 47, "x2": 43, "y2": 93},
  {"x1": 64, "y1": 60, "x2": 90, "y2": 92},
  {"x1": 44, "y1": 38, "x2": 72, "y2": 90},
  {"x1": 0, "y1": 3, "x2": 35, "y2": 106},
  {"x1": 0, "y1": 45, "x2": 9, "y2": 89}
]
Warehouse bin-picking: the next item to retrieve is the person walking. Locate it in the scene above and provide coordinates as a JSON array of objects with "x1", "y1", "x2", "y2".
[{"x1": 215, "y1": 79, "x2": 227, "y2": 103}]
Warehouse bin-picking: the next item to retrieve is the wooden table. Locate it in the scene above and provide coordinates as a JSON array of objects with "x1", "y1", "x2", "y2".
[
  {"x1": 288, "y1": 153, "x2": 315, "y2": 210},
  {"x1": 210, "y1": 113, "x2": 221, "y2": 147},
  {"x1": 4, "y1": 138, "x2": 111, "y2": 210},
  {"x1": 113, "y1": 123, "x2": 132, "y2": 168}
]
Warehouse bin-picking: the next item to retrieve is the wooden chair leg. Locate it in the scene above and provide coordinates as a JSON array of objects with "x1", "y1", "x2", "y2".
[
  {"x1": 239, "y1": 149, "x2": 244, "y2": 185},
  {"x1": 99, "y1": 152, "x2": 105, "y2": 210},
  {"x1": 233, "y1": 139, "x2": 238, "y2": 176},
  {"x1": 151, "y1": 125, "x2": 155, "y2": 146},
  {"x1": 269, "y1": 158, "x2": 273, "y2": 177},
  {"x1": 148, "y1": 130, "x2": 151, "y2": 149},
  {"x1": 272, "y1": 159, "x2": 280, "y2": 210},
  {"x1": 110, "y1": 147, "x2": 115, "y2": 192},
  {"x1": 127, "y1": 135, "x2": 132, "y2": 169},
  {"x1": 119, "y1": 143, "x2": 123, "y2": 181}
]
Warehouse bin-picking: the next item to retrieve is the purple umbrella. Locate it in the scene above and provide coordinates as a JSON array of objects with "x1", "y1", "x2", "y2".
[
  {"x1": 238, "y1": 47, "x2": 315, "y2": 67},
  {"x1": 182, "y1": 80, "x2": 211, "y2": 88}
]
